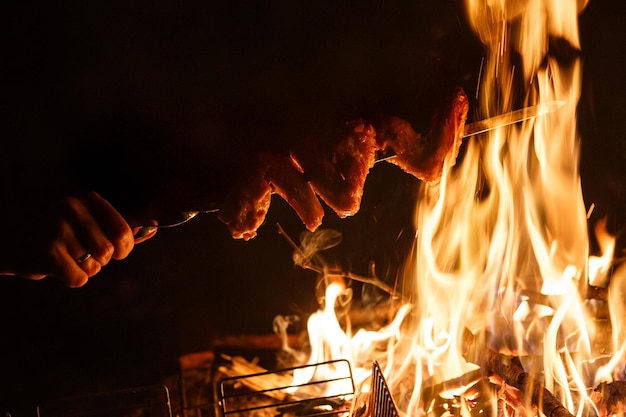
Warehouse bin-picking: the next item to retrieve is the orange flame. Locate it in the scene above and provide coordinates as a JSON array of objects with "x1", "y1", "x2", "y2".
[{"x1": 278, "y1": 0, "x2": 626, "y2": 416}]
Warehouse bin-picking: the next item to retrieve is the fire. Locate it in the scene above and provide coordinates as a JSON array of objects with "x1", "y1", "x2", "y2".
[{"x1": 275, "y1": 0, "x2": 626, "y2": 416}]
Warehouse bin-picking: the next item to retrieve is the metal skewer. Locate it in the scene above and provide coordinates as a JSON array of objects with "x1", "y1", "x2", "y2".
[
  {"x1": 376, "y1": 100, "x2": 566, "y2": 163},
  {"x1": 462, "y1": 100, "x2": 566, "y2": 137}
]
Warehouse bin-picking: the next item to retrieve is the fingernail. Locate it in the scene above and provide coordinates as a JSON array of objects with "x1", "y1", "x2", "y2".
[{"x1": 134, "y1": 226, "x2": 158, "y2": 240}]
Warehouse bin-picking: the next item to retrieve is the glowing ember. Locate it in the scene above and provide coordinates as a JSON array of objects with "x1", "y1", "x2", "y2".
[{"x1": 275, "y1": 0, "x2": 626, "y2": 416}]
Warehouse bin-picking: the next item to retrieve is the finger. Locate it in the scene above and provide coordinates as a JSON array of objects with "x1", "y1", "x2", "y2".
[
  {"x1": 132, "y1": 226, "x2": 158, "y2": 244},
  {"x1": 48, "y1": 244, "x2": 93, "y2": 288},
  {"x1": 85, "y1": 192, "x2": 135, "y2": 260},
  {"x1": 75, "y1": 252, "x2": 93, "y2": 263},
  {"x1": 64, "y1": 195, "x2": 115, "y2": 265},
  {"x1": 17, "y1": 272, "x2": 47, "y2": 281},
  {"x1": 54, "y1": 252, "x2": 97, "y2": 287},
  {"x1": 73, "y1": 252, "x2": 102, "y2": 282},
  {"x1": 54, "y1": 221, "x2": 102, "y2": 285}
]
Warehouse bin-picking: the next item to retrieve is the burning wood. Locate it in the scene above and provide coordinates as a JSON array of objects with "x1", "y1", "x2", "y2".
[
  {"x1": 212, "y1": 333, "x2": 302, "y2": 352},
  {"x1": 591, "y1": 381, "x2": 626, "y2": 417},
  {"x1": 481, "y1": 355, "x2": 573, "y2": 417},
  {"x1": 461, "y1": 329, "x2": 574, "y2": 417}
]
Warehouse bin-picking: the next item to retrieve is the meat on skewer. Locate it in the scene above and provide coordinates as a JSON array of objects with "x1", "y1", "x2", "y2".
[
  {"x1": 290, "y1": 120, "x2": 378, "y2": 219},
  {"x1": 217, "y1": 153, "x2": 324, "y2": 241},
  {"x1": 373, "y1": 86, "x2": 469, "y2": 184},
  {"x1": 218, "y1": 87, "x2": 469, "y2": 240}
]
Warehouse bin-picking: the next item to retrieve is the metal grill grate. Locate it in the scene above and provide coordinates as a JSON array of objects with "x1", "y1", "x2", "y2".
[
  {"x1": 369, "y1": 361, "x2": 399, "y2": 417},
  {"x1": 218, "y1": 359, "x2": 354, "y2": 416}
]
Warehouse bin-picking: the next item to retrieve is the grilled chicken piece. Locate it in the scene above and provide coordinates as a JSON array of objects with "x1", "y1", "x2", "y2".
[
  {"x1": 217, "y1": 152, "x2": 323, "y2": 240},
  {"x1": 265, "y1": 153, "x2": 324, "y2": 232},
  {"x1": 218, "y1": 87, "x2": 469, "y2": 239},
  {"x1": 373, "y1": 87, "x2": 469, "y2": 184},
  {"x1": 216, "y1": 163, "x2": 272, "y2": 241},
  {"x1": 290, "y1": 120, "x2": 378, "y2": 218}
]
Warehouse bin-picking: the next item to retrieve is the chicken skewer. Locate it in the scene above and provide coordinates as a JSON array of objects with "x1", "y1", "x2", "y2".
[
  {"x1": 136, "y1": 95, "x2": 562, "y2": 240},
  {"x1": 208, "y1": 90, "x2": 563, "y2": 240},
  {"x1": 217, "y1": 87, "x2": 469, "y2": 240}
]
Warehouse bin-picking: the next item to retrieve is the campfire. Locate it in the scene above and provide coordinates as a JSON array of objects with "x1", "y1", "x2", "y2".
[{"x1": 212, "y1": 0, "x2": 626, "y2": 416}]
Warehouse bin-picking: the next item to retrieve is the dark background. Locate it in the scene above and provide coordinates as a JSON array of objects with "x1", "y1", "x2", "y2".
[{"x1": 0, "y1": 0, "x2": 624, "y2": 413}]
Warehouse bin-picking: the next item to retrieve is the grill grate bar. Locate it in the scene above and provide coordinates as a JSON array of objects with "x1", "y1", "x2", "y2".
[
  {"x1": 369, "y1": 360, "x2": 399, "y2": 417},
  {"x1": 219, "y1": 359, "x2": 354, "y2": 416}
]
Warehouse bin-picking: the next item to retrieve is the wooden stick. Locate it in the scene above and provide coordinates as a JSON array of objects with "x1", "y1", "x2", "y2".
[
  {"x1": 276, "y1": 223, "x2": 400, "y2": 297},
  {"x1": 485, "y1": 352, "x2": 574, "y2": 417},
  {"x1": 462, "y1": 330, "x2": 575, "y2": 417}
]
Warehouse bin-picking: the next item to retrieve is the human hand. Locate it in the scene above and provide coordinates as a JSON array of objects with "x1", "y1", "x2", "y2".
[{"x1": 0, "y1": 192, "x2": 157, "y2": 287}]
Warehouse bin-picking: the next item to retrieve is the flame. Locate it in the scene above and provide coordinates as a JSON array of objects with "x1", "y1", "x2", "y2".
[{"x1": 277, "y1": 0, "x2": 626, "y2": 416}]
